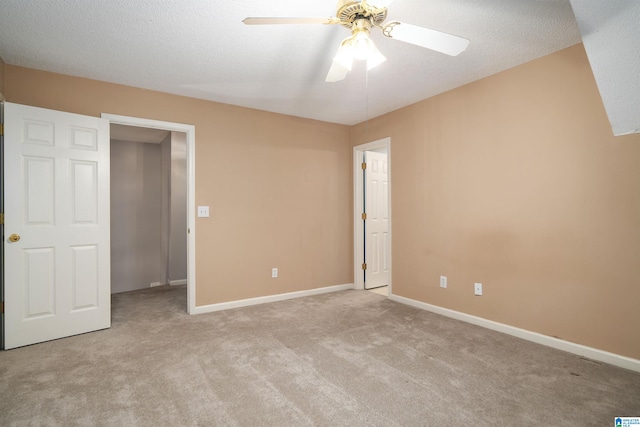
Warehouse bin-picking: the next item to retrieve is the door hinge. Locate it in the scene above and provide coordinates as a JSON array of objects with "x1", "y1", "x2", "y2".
[
  {"x1": 0, "y1": 123, "x2": 3, "y2": 136},
  {"x1": 362, "y1": 263, "x2": 367, "y2": 270},
  {"x1": 361, "y1": 162, "x2": 367, "y2": 170},
  {"x1": 1, "y1": 301, "x2": 3, "y2": 314},
  {"x1": 0, "y1": 212, "x2": 3, "y2": 225},
  {"x1": 361, "y1": 212, "x2": 367, "y2": 220}
]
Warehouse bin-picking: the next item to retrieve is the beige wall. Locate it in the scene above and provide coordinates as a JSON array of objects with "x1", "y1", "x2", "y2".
[
  {"x1": 5, "y1": 65, "x2": 353, "y2": 305},
  {"x1": 351, "y1": 44, "x2": 640, "y2": 359},
  {"x1": 5, "y1": 43, "x2": 640, "y2": 359}
]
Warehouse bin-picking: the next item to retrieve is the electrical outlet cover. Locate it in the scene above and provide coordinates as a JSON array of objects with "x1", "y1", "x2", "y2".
[
  {"x1": 440, "y1": 276, "x2": 447, "y2": 288},
  {"x1": 474, "y1": 282, "x2": 483, "y2": 296},
  {"x1": 197, "y1": 206, "x2": 210, "y2": 217}
]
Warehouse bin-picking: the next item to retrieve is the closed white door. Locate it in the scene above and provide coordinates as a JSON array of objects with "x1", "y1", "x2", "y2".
[
  {"x1": 4, "y1": 102, "x2": 111, "y2": 349},
  {"x1": 364, "y1": 151, "x2": 390, "y2": 289}
]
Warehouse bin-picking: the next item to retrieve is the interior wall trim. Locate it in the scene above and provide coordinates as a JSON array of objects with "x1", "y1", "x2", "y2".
[
  {"x1": 353, "y1": 137, "x2": 392, "y2": 291},
  {"x1": 169, "y1": 280, "x2": 187, "y2": 286},
  {"x1": 390, "y1": 293, "x2": 640, "y2": 373},
  {"x1": 101, "y1": 113, "x2": 197, "y2": 314},
  {"x1": 191, "y1": 283, "x2": 354, "y2": 315}
]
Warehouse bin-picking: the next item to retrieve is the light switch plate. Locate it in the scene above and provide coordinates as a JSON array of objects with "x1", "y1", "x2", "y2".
[{"x1": 197, "y1": 206, "x2": 210, "y2": 218}]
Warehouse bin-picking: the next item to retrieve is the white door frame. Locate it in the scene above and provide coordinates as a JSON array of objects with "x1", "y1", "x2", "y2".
[
  {"x1": 102, "y1": 114, "x2": 197, "y2": 314},
  {"x1": 353, "y1": 137, "x2": 391, "y2": 291}
]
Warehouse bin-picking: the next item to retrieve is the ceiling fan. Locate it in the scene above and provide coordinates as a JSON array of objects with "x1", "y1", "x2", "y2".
[{"x1": 243, "y1": 0, "x2": 470, "y2": 82}]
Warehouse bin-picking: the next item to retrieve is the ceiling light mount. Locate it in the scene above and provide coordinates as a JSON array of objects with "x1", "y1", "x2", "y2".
[{"x1": 352, "y1": 17, "x2": 372, "y2": 38}]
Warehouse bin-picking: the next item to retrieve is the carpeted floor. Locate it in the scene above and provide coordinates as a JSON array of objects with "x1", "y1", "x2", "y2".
[{"x1": 1, "y1": 285, "x2": 639, "y2": 426}]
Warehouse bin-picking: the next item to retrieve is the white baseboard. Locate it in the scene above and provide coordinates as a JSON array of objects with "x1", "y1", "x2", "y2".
[
  {"x1": 149, "y1": 281, "x2": 164, "y2": 287},
  {"x1": 191, "y1": 283, "x2": 354, "y2": 315},
  {"x1": 169, "y1": 279, "x2": 187, "y2": 286},
  {"x1": 389, "y1": 293, "x2": 640, "y2": 373}
]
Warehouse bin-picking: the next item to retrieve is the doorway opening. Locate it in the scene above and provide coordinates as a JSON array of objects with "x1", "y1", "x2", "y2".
[
  {"x1": 353, "y1": 138, "x2": 391, "y2": 294},
  {"x1": 102, "y1": 114, "x2": 196, "y2": 313}
]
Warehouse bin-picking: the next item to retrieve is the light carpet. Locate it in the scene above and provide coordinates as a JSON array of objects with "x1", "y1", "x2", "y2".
[{"x1": 1, "y1": 285, "x2": 639, "y2": 426}]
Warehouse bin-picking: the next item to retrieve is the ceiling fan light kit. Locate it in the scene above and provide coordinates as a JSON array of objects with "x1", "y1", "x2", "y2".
[
  {"x1": 334, "y1": 40, "x2": 355, "y2": 70},
  {"x1": 365, "y1": 43, "x2": 387, "y2": 70},
  {"x1": 243, "y1": 0, "x2": 470, "y2": 82},
  {"x1": 334, "y1": 18, "x2": 387, "y2": 71},
  {"x1": 350, "y1": 20, "x2": 376, "y2": 61}
]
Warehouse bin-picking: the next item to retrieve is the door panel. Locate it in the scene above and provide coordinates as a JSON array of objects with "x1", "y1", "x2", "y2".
[
  {"x1": 364, "y1": 151, "x2": 390, "y2": 289},
  {"x1": 24, "y1": 247, "x2": 56, "y2": 318},
  {"x1": 71, "y1": 160, "x2": 98, "y2": 223},
  {"x1": 4, "y1": 102, "x2": 111, "y2": 349},
  {"x1": 71, "y1": 245, "x2": 99, "y2": 310},
  {"x1": 24, "y1": 156, "x2": 55, "y2": 224}
]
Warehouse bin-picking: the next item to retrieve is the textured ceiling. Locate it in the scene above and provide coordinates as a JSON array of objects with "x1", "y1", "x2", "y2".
[
  {"x1": 569, "y1": 0, "x2": 640, "y2": 136},
  {"x1": 0, "y1": 0, "x2": 582, "y2": 125}
]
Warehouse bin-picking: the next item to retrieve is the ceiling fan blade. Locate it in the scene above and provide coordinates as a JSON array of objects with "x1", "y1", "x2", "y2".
[
  {"x1": 325, "y1": 60, "x2": 350, "y2": 82},
  {"x1": 243, "y1": 17, "x2": 338, "y2": 25},
  {"x1": 382, "y1": 22, "x2": 470, "y2": 56}
]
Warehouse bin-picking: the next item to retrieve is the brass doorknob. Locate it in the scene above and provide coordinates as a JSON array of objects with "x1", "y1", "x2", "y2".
[{"x1": 9, "y1": 234, "x2": 21, "y2": 243}]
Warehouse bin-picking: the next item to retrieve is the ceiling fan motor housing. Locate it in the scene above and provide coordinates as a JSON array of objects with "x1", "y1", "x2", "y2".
[{"x1": 336, "y1": 0, "x2": 387, "y2": 29}]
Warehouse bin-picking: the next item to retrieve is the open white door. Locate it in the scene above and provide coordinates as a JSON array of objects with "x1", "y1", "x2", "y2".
[
  {"x1": 364, "y1": 150, "x2": 390, "y2": 289},
  {"x1": 4, "y1": 102, "x2": 111, "y2": 349}
]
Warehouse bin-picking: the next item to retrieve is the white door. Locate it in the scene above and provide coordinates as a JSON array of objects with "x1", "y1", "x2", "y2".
[
  {"x1": 4, "y1": 102, "x2": 111, "y2": 349},
  {"x1": 364, "y1": 151, "x2": 390, "y2": 289}
]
